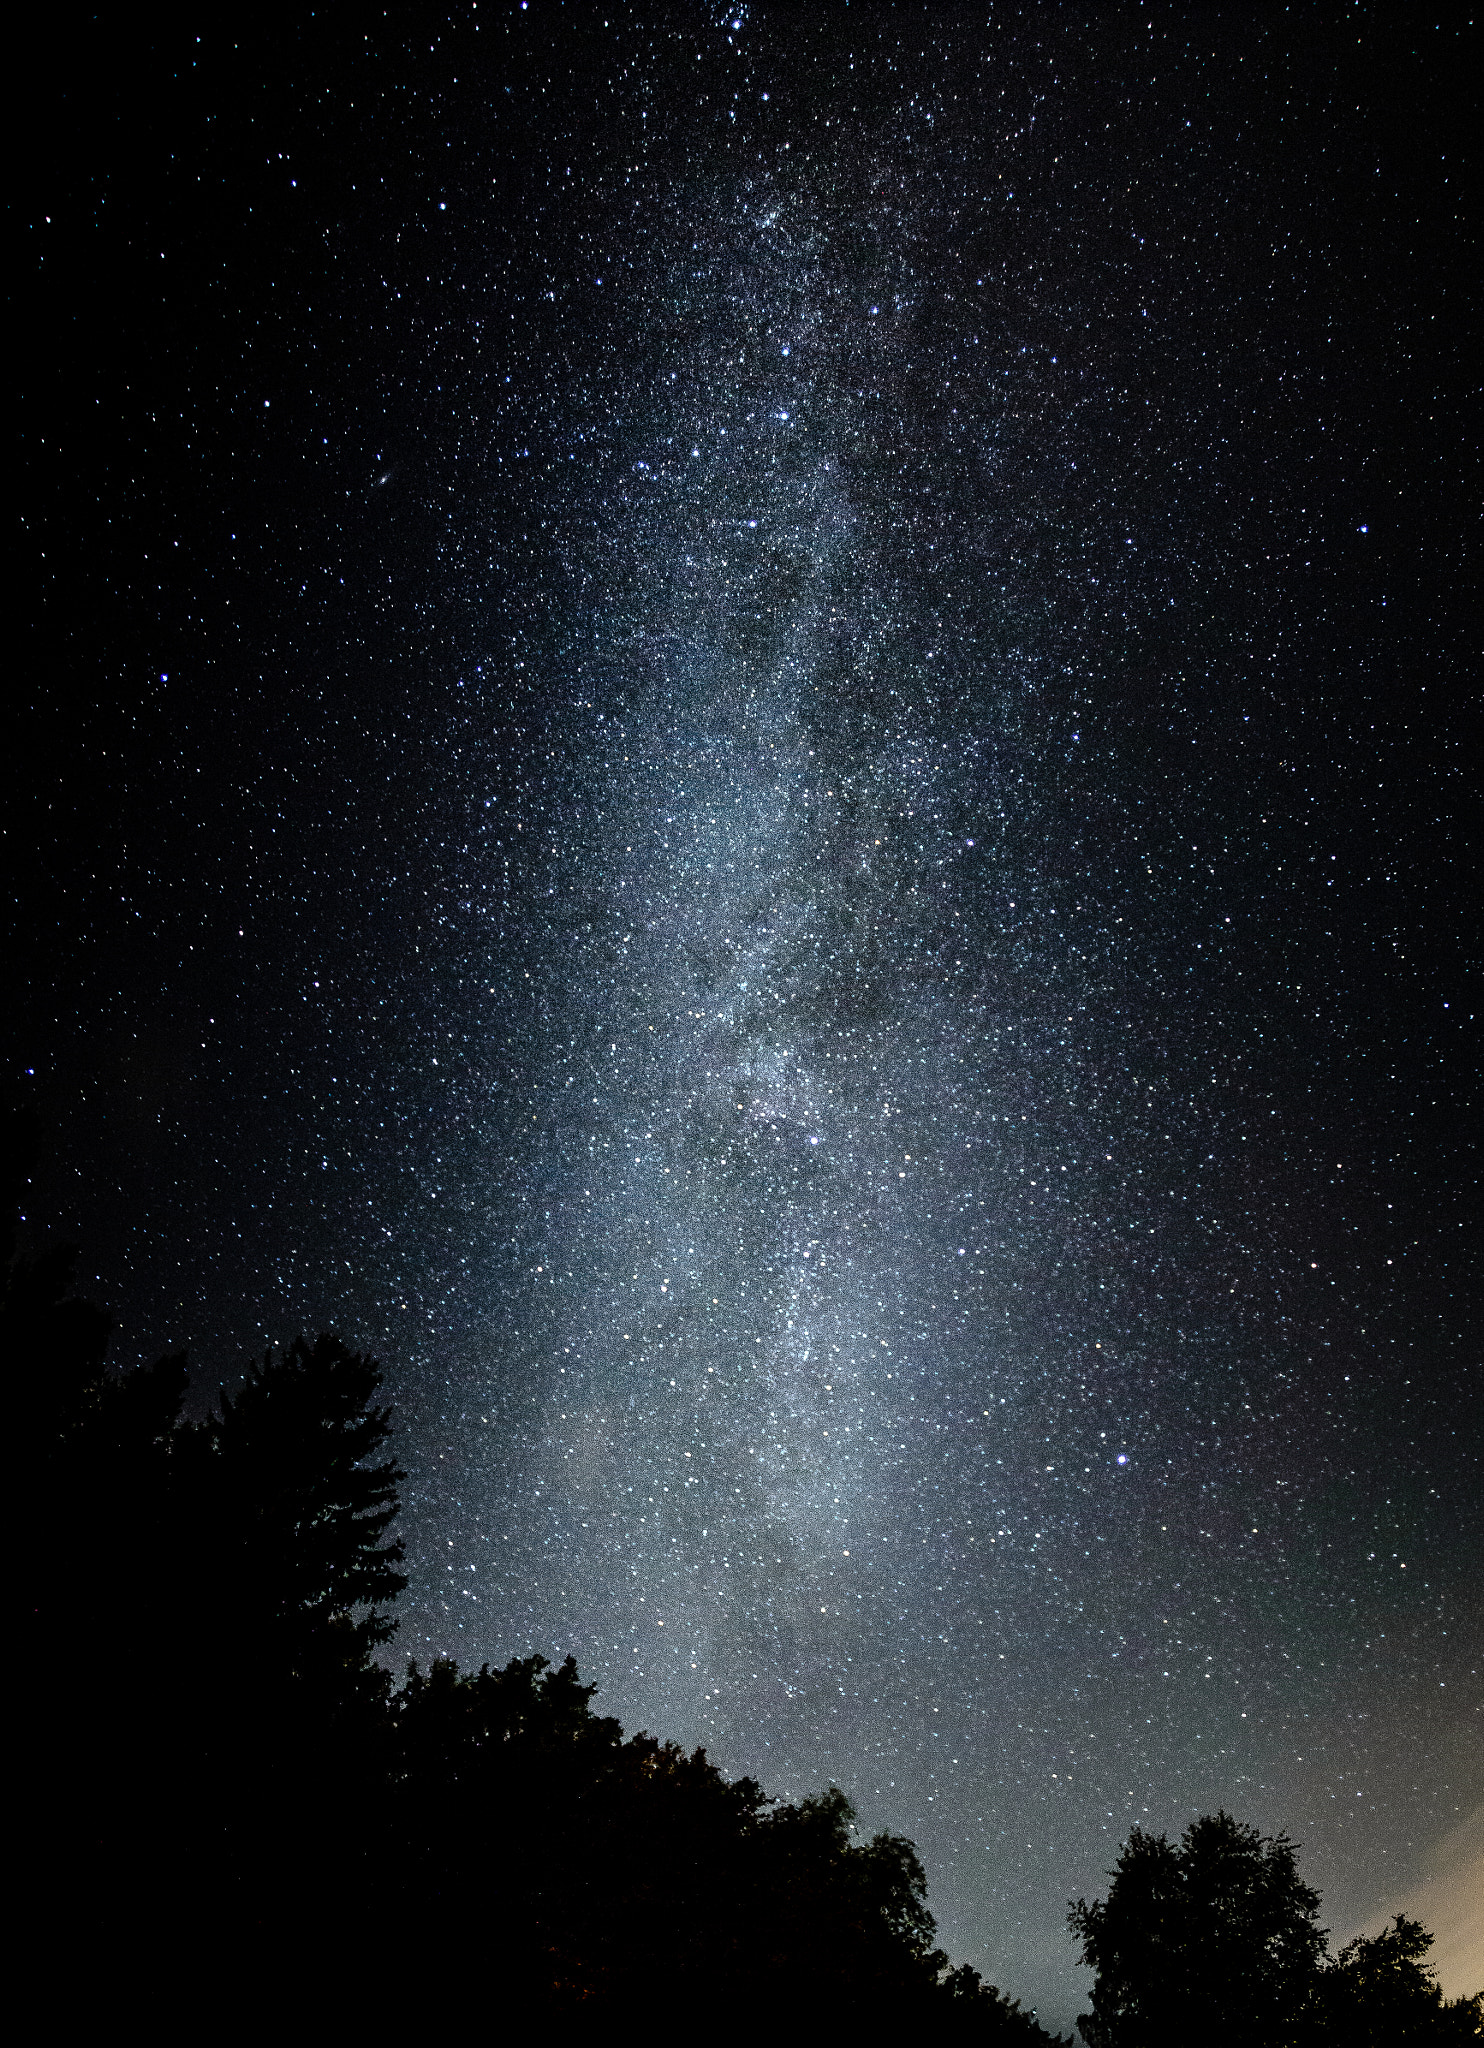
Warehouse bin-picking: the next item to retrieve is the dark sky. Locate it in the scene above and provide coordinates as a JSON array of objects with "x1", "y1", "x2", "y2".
[{"x1": 15, "y1": 5, "x2": 1479, "y2": 2027}]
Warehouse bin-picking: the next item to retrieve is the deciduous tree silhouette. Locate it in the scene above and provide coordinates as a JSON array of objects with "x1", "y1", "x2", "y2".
[
  {"x1": 1069, "y1": 1812, "x2": 1326, "y2": 2046},
  {"x1": 1070, "y1": 1815, "x2": 1482, "y2": 2046},
  {"x1": 383, "y1": 1649, "x2": 1068, "y2": 2031},
  {"x1": 1307, "y1": 1915, "x2": 1483, "y2": 2044}
]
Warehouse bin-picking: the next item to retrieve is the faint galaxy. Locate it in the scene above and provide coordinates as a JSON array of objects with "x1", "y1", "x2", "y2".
[{"x1": 14, "y1": 7, "x2": 1479, "y2": 2027}]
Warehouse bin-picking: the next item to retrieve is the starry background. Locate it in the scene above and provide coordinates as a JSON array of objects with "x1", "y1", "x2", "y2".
[{"x1": 14, "y1": 4, "x2": 1479, "y2": 2029}]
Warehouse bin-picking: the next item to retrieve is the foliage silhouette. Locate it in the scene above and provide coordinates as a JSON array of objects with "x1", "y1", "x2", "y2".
[
  {"x1": 10, "y1": 1137, "x2": 1063, "y2": 2031},
  {"x1": 1070, "y1": 1814, "x2": 1482, "y2": 2046},
  {"x1": 382, "y1": 1650, "x2": 1064, "y2": 2028},
  {"x1": 23, "y1": 1132, "x2": 1473, "y2": 2034},
  {"x1": 1069, "y1": 1811, "x2": 1325, "y2": 2045},
  {"x1": 1308, "y1": 1916, "x2": 1483, "y2": 2044},
  {"x1": 173, "y1": 1332, "x2": 406, "y2": 1706}
]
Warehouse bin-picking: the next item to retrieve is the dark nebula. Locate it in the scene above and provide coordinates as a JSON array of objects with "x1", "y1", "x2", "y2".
[{"x1": 14, "y1": 7, "x2": 1478, "y2": 2026}]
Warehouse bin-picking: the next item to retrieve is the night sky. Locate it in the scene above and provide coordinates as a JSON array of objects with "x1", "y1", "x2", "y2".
[{"x1": 15, "y1": 6, "x2": 1479, "y2": 2027}]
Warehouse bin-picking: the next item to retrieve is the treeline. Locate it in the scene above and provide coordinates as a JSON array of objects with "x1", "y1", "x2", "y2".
[
  {"x1": 11, "y1": 1145, "x2": 1478, "y2": 2036},
  {"x1": 9, "y1": 1157, "x2": 1055, "y2": 2033},
  {"x1": 1069, "y1": 1813, "x2": 1480, "y2": 2045}
]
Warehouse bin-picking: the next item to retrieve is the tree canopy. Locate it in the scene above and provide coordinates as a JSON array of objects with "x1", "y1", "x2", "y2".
[
  {"x1": 1070, "y1": 1814, "x2": 1481, "y2": 2046},
  {"x1": 1311, "y1": 1916, "x2": 1483, "y2": 2046},
  {"x1": 1069, "y1": 1811, "x2": 1325, "y2": 2045},
  {"x1": 11, "y1": 1131, "x2": 1476, "y2": 2037},
  {"x1": 381, "y1": 1649, "x2": 1047, "y2": 2021},
  {"x1": 9, "y1": 1136, "x2": 1063, "y2": 2033}
]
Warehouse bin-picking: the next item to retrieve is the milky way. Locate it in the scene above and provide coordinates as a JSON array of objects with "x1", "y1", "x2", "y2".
[{"x1": 16, "y1": 9, "x2": 1479, "y2": 2028}]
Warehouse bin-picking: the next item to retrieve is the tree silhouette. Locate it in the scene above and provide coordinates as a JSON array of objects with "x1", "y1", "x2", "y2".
[
  {"x1": 1069, "y1": 1811, "x2": 1326, "y2": 2046},
  {"x1": 1071, "y1": 1816, "x2": 1482, "y2": 2046},
  {"x1": 1308, "y1": 1915, "x2": 1483, "y2": 2044},
  {"x1": 174, "y1": 1332, "x2": 405, "y2": 1711},
  {"x1": 10, "y1": 1128, "x2": 1062, "y2": 2029},
  {"x1": 382, "y1": 1649, "x2": 1069, "y2": 2030},
  {"x1": 8, "y1": 1113, "x2": 407, "y2": 1984},
  {"x1": 7, "y1": 1111, "x2": 185, "y2": 1675},
  {"x1": 11, "y1": 1129, "x2": 1475, "y2": 2035},
  {"x1": 149, "y1": 1334, "x2": 409, "y2": 1966}
]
